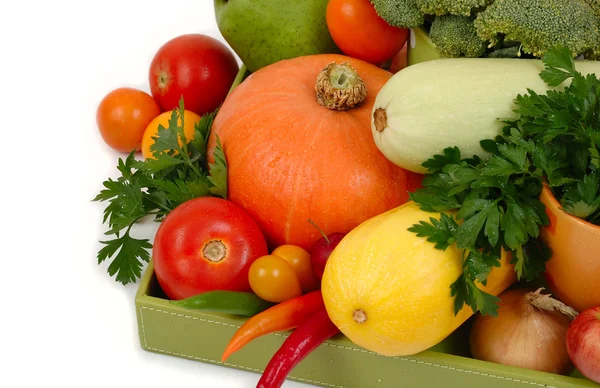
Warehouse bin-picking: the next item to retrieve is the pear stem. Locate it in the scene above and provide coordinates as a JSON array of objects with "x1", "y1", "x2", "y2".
[
  {"x1": 308, "y1": 218, "x2": 330, "y2": 245},
  {"x1": 315, "y1": 62, "x2": 367, "y2": 111}
]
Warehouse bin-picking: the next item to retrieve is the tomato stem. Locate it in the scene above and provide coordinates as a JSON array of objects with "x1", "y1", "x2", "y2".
[
  {"x1": 203, "y1": 240, "x2": 227, "y2": 263},
  {"x1": 308, "y1": 218, "x2": 330, "y2": 245}
]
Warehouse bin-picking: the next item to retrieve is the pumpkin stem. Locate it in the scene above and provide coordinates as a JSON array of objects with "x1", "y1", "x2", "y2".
[{"x1": 315, "y1": 62, "x2": 367, "y2": 111}]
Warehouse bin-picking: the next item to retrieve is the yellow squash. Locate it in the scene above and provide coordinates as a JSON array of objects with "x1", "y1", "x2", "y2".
[{"x1": 321, "y1": 201, "x2": 516, "y2": 357}]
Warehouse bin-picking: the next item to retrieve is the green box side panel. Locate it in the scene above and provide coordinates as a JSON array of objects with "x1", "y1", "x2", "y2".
[{"x1": 135, "y1": 263, "x2": 596, "y2": 388}]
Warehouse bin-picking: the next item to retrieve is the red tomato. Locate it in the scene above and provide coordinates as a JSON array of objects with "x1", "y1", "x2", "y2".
[
  {"x1": 152, "y1": 197, "x2": 269, "y2": 300},
  {"x1": 326, "y1": 0, "x2": 409, "y2": 64},
  {"x1": 388, "y1": 41, "x2": 409, "y2": 73},
  {"x1": 96, "y1": 87, "x2": 161, "y2": 153},
  {"x1": 149, "y1": 34, "x2": 239, "y2": 116}
]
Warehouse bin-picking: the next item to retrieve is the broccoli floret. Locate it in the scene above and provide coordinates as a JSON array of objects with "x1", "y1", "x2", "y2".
[
  {"x1": 428, "y1": 15, "x2": 487, "y2": 58},
  {"x1": 582, "y1": 0, "x2": 600, "y2": 59},
  {"x1": 415, "y1": 0, "x2": 493, "y2": 16},
  {"x1": 370, "y1": 0, "x2": 425, "y2": 28},
  {"x1": 474, "y1": 0, "x2": 600, "y2": 58}
]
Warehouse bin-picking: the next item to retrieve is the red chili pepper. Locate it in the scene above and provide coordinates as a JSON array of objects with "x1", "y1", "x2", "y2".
[
  {"x1": 221, "y1": 290, "x2": 324, "y2": 362},
  {"x1": 256, "y1": 309, "x2": 340, "y2": 388}
]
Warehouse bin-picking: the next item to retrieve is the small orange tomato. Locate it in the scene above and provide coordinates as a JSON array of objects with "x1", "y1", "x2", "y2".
[
  {"x1": 326, "y1": 0, "x2": 409, "y2": 64},
  {"x1": 96, "y1": 87, "x2": 161, "y2": 153},
  {"x1": 272, "y1": 245, "x2": 320, "y2": 293},
  {"x1": 248, "y1": 255, "x2": 303, "y2": 303}
]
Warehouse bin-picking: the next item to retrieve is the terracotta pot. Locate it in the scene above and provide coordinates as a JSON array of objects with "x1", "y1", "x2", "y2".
[{"x1": 539, "y1": 184, "x2": 600, "y2": 312}]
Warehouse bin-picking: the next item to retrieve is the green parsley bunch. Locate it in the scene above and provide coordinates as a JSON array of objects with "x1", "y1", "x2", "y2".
[
  {"x1": 93, "y1": 98, "x2": 227, "y2": 285},
  {"x1": 408, "y1": 46, "x2": 600, "y2": 316}
]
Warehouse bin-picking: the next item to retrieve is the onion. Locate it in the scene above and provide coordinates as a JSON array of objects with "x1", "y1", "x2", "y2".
[{"x1": 469, "y1": 287, "x2": 579, "y2": 375}]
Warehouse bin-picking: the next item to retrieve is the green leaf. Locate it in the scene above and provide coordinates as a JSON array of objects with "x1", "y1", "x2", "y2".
[
  {"x1": 421, "y1": 147, "x2": 462, "y2": 173},
  {"x1": 539, "y1": 46, "x2": 576, "y2": 87},
  {"x1": 464, "y1": 250, "x2": 500, "y2": 284},
  {"x1": 520, "y1": 239, "x2": 552, "y2": 282},
  {"x1": 578, "y1": 173, "x2": 599, "y2": 205},
  {"x1": 483, "y1": 204, "x2": 500, "y2": 247},
  {"x1": 151, "y1": 123, "x2": 181, "y2": 155},
  {"x1": 97, "y1": 233, "x2": 152, "y2": 285},
  {"x1": 465, "y1": 276, "x2": 501, "y2": 316},
  {"x1": 152, "y1": 175, "x2": 212, "y2": 207},
  {"x1": 133, "y1": 154, "x2": 185, "y2": 174},
  {"x1": 480, "y1": 155, "x2": 519, "y2": 176},
  {"x1": 208, "y1": 136, "x2": 228, "y2": 199},
  {"x1": 456, "y1": 198, "x2": 490, "y2": 221},
  {"x1": 450, "y1": 273, "x2": 500, "y2": 316},
  {"x1": 408, "y1": 213, "x2": 458, "y2": 250},
  {"x1": 455, "y1": 200, "x2": 498, "y2": 250},
  {"x1": 450, "y1": 274, "x2": 470, "y2": 315},
  {"x1": 496, "y1": 143, "x2": 528, "y2": 172},
  {"x1": 501, "y1": 198, "x2": 530, "y2": 250},
  {"x1": 479, "y1": 139, "x2": 498, "y2": 154}
]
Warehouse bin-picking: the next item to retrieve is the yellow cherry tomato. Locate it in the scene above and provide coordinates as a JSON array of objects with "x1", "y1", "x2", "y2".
[
  {"x1": 248, "y1": 255, "x2": 303, "y2": 303},
  {"x1": 271, "y1": 245, "x2": 320, "y2": 293},
  {"x1": 141, "y1": 110, "x2": 201, "y2": 160}
]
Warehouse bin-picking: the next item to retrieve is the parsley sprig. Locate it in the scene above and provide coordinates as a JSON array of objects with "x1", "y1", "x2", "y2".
[
  {"x1": 408, "y1": 46, "x2": 599, "y2": 316},
  {"x1": 93, "y1": 98, "x2": 227, "y2": 285}
]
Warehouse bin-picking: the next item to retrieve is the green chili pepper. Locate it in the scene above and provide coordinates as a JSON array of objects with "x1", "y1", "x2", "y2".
[{"x1": 170, "y1": 290, "x2": 275, "y2": 317}]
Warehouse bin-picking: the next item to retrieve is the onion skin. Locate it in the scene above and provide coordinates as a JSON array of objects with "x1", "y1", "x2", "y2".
[{"x1": 469, "y1": 288, "x2": 574, "y2": 375}]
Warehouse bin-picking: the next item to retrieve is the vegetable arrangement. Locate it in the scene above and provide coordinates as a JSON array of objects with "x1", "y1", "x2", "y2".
[{"x1": 92, "y1": 0, "x2": 600, "y2": 386}]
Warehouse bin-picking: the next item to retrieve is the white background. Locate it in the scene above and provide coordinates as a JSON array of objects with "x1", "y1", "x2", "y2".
[{"x1": 1, "y1": 1, "x2": 313, "y2": 387}]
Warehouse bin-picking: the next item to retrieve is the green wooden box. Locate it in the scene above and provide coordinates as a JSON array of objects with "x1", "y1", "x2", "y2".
[
  {"x1": 134, "y1": 43, "x2": 598, "y2": 387},
  {"x1": 135, "y1": 262, "x2": 596, "y2": 388}
]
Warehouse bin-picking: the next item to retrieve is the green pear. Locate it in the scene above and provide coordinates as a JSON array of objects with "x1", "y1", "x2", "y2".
[{"x1": 214, "y1": 0, "x2": 340, "y2": 73}]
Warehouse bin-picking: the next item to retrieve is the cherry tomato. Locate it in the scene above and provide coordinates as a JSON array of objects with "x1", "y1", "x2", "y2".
[
  {"x1": 96, "y1": 87, "x2": 161, "y2": 153},
  {"x1": 326, "y1": 0, "x2": 410, "y2": 64},
  {"x1": 149, "y1": 34, "x2": 239, "y2": 116},
  {"x1": 272, "y1": 245, "x2": 320, "y2": 293},
  {"x1": 309, "y1": 233, "x2": 346, "y2": 280},
  {"x1": 152, "y1": 197, "x2": 269, "y2": 300},
  {"x1": 141, "y1": 110, "x2": 201, "y2": 159},
  {"x1": 248, "y1": 255, "x2": 303, "y2": 303}
]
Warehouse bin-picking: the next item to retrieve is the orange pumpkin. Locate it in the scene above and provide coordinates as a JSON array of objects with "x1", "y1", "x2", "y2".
[{"x1": 207, "y1": 54, "x2": 411, "y2": 250}]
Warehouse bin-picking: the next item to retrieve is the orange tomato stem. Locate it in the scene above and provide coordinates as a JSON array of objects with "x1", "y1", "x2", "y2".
[{"x1": 221, "y1": 290, "x2": 325, "y2": 362}]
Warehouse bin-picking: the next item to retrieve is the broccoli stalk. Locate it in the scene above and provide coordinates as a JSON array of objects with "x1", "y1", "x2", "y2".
[
  {"x1": 370, "y1": 0, "x2": 425, "y2": 28},
  {"x1": 415, "y1": 0, "x2": 493, "y2": 17},
  {"x1": 428, "y1": 15, "x2": 487, "y2": 58},
  {"x1": 474, "y1": 0, "x2": 600, "y2": 58}
]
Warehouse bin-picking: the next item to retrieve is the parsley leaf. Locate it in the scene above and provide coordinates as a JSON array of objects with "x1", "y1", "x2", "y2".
[
  {"x1": 539, "y1": 46, "x2": 577, "y2": 86},
  {"x1": 97, "y1": 231, "x2": 152, "y2": 285},
  {"x1": 421, "y1": 147, "x2": 462, "y2": 173},
  {"x1": 208, "y1": 136, "x2": 228, "y2": 199},
  {"x1": 450, "y1": 273, "x2": 501, "y2": 317},
  {"x1": 407, "y1": 213, "x2": 458, "y2": 250}
]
